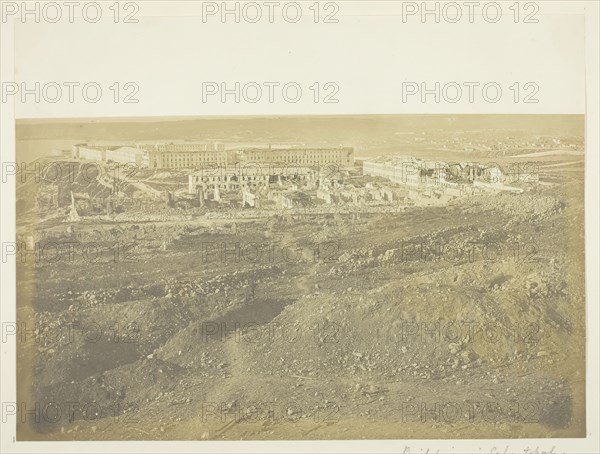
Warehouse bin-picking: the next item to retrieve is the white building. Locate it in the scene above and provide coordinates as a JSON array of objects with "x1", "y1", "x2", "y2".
[
  {"x1": 76, "y1": 146, "x2": 105, "y2": 161},
  {"x1": 106, "y1": 146, "x2": 150, "y2": 168},
  {"x1": 363, "y1": 156, "x2": 438, "y2": 186}
]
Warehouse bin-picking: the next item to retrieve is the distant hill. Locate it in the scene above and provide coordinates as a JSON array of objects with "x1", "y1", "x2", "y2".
[{"x1": 17, "y1": 114, "x2": 584, "y2": 142}]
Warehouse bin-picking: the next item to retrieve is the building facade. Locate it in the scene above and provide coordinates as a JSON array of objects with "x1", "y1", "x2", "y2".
[
  {"x1": 72, "y1": 144, "x2": 106, "y2": 162},
  {"x1": 145, "y1": 142, "x2": 227, "y2": 169},
  {"x1": 106, "y1": 146, "x2": 150, "y2": 168},
  {"x1": 188, "y1": 165, "x2": 316, "y2": 193},
  {"x1": 238, "y1": 147, "x2": 354, "y2": 168},
  {"x1": 152, "y1": 142, "x2": 225, "y2": 152},
  {"x1": 363, "y1": 156, "x2": 424, "y2": 186}
]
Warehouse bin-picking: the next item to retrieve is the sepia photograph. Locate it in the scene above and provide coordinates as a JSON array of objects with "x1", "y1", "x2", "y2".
[{"x1": 14, "y1": 114, "x2": 586, "y2": 440}]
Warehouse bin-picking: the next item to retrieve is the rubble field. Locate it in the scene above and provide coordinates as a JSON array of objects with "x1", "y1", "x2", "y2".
[{"x1": 16, "y1": 160, "x2": 585, "y2": 440}]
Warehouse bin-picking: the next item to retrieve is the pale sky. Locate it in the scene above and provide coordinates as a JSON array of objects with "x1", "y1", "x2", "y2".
[{"x1": 4, "y1": 1, "x2": 590, "y2": 117}]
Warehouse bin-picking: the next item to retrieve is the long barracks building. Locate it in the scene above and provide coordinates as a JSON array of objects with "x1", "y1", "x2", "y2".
[
  {"x1": 238, "y1": 147, "x2": 354, "y2": 168},
  {"x1": 145, "y1": 142, "x2": 227, "y2": 169}
]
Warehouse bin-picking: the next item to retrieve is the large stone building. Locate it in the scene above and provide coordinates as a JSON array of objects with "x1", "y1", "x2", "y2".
[
  {"x1": 106, "y1": 146, "x2": 150, "y2": 167},
  {"x1": 72, "y1": 144, "x2": 108, "y2": 161},
  {"x1": 144, "y1": 142, "x2": 227, "y2": 169},
  {"x1": 72, "y1": 142, "x2": 228, "y2": 170},
  {"x1": 362, "y1": 155, "x2": 436, "y2": 186},
  {"x1": 188, "y1": 165, "x2": 316, "y2": 194},
  {"x1": 237, "y1": 147, "x2": 354, "y2": 168},
  {"x1": 72, "y1": 144, "x2": 149, "y2": 168}
]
